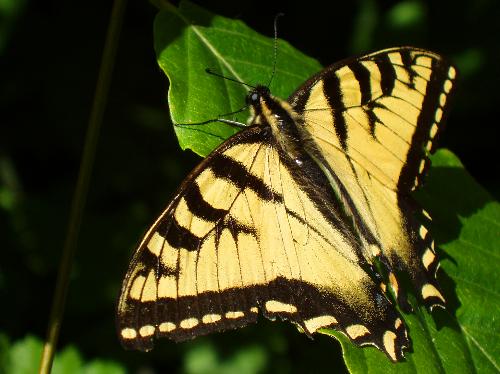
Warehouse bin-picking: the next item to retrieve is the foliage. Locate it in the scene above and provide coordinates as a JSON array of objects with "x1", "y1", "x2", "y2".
[{"x1": 0, "y1": 334, "x2": 125, "y2": 374}]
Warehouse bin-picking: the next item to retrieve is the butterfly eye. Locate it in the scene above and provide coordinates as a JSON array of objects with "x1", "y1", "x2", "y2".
[{"x1": 246, "y1": 91, "x2": 260, "y2": 106}]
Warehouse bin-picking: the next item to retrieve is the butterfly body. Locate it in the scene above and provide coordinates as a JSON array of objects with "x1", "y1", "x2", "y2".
[{"x1": 117, "y1": 47, "x2": 456, "y2": 362}]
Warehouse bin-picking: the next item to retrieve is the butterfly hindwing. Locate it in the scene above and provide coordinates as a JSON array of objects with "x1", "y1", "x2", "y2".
[
  {"x1": 289, "y1": 47, "x2": 456, "y2": 309},
  {"x1": 117, "y1": 124, "x2": 409, "y2": 361}
]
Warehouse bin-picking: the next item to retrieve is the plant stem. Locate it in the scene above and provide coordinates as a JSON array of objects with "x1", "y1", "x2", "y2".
[{"x1": 38, "y1": 0, "x2": 127, "y2": 372}]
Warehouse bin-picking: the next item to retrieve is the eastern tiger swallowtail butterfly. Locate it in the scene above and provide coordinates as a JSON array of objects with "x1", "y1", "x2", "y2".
[{"x1": 117, "y1": 46, "x2": 456, "y2": 362}]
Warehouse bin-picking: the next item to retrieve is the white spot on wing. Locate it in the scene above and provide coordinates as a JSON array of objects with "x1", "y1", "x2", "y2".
[
  {"x1": 383, "y1": 330, "x2": 398, "y2": 361},
  {"x1": 303, "y1": 315, "x2": 338, "y2": 333},
  {"x1": 422, "y1": 283, "x2": 445, "y2": 302},
  {"x1": 444, "y1": 79, "x2": 453, "y2": 93},
  {"x1": 202, "y1": 314, "x2": 222, "y2": 324},
  {"x1": 265, "y1": 300, "x2": 298, "y2": 313},
  {"x1": 439, "y1": 93, "x2": 447, "y2": 107},
  {"x1": 448, "y1": 66, "x2": 457, "y2": 79},
  {"x1": 346, "y1": 324, "x2": 370, "y2": 339},
  {"x1": 121, "y1": 328, "x2": 137, "y2": 339},
  {"x1": 139, "y1": 325, "x2": 155, "y2": 337},
  {"x1": 180, "y1": 318, "x2": 199, "y2": 329},
  {"x1": 422, "y1": 249, "x2": 436, "y2": 270},
  {"x1": 159, "y1": 322, "x2": 176, "y2": 332},
  {"x1": 422, "y1": 209, "x2": 432, "y2": 220},
  {"x1": 226, "y1": 311, "x2": 244, "y2": 319},
  {"x1": 430, "y1": 122, "x2": 439, "y2": 138},
  {"x1": 435, "y1": 108, "x2": 443, "y2": 122},
  {"x1": 419, "y1": 160, "x2": 426, "y2": 174},
  {"x1": 419, "y1": 225, "x2": 428, "y2": 239}
]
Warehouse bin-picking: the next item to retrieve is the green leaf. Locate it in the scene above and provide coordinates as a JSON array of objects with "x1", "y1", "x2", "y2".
[
  {"x1": 153, "y1": 2, "x2": 500, "y2": 372},
  {"x1": 7, "y1": 335, "x2": 41, "y2": 374},
  {"x1": 307, "y1": 151, "x2": 500, "y2": 373},
  {"x1": 419, "y1": 150, "x2": 500, "y2": 372},
  {"x1": 81, "y1": 360, "x2": 126, "y2": 374},
  {"x1": 0, "y1": 333, "x2": 10, "y2": 370},
  {"x1": 52, "y1": 346, "x2": 84, "y2": 374},
  {"x1": 183, "y1": 341, "x2": 267, "y2": 374},
  {"x1": 386, "y1": 1, "x2": 426, "y2": 29},
  {"x1": 0, "y1": 335, "x2": 126, "y2": 374},
  {"x1": 154, "y1": 0, "x2": 321, "y2": 156}
]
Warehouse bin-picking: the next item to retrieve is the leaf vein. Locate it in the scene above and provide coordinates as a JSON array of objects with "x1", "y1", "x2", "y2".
[
  {"x1": 456, "y1": 238, "x2": 500, "y2": 260},
  {"x1": 460, "y1": 325, "x2": 500, "y2": 372},
  {"x1": 452, "y1": 275, "x2": 500, "y2": 298}
]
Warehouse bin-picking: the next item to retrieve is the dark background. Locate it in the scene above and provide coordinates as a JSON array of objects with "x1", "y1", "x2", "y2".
[{"x1": 1, "y1": 0, "x2": 499, "y2": 372}]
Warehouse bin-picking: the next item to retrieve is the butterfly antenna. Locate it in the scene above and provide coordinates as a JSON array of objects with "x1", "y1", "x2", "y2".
[
  {"x1": 175, "y1": 68, "x2": 253, "y2": 129},
  {"x1": 267, "y1": 13, "x2": 284, "y2": 88},
  {"x1": 205, "y1": 68, "x2": 256, "y2": 89}
]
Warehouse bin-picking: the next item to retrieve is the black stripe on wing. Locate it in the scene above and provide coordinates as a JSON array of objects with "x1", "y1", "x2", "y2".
[
  {"x1": 373, "y1": 53, "x2": 397, "y2": 96},
  {"x1": 348, "y1": 61, "x2": 372, "y2": 106},
  {"x1": 322, "y1": 73, "x2": 348, "y2": 150},
  {"x1": 398, "y1": 56, "x2": 457, "y2": 192},
  {"x1": 400, "y1": 48, "x2": 418, "y2": 87},
  {"x1": 183, "y1": 183, "x2": 227, "y2": 222},
  {"x1": 209, "y1": 153, "x2": 283, "y2": 203}
]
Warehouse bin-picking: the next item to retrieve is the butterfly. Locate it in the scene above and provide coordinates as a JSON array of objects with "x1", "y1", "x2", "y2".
[{"x1": 117, "y1": 46, "x2": 456, "y2": 361}]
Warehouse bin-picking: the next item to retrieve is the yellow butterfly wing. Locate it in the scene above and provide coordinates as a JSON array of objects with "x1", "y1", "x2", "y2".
[
  {"x1": 289, "y1": 47, "x2": 457, "y2": 309},
  {"x1": 117, "y1": 125, "x2": 408, "y2": 361}
]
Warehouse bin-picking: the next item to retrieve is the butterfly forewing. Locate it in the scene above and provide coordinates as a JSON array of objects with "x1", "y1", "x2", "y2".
[{"x1": 289, "y1": 47, "x2": 457, "y2": 309}]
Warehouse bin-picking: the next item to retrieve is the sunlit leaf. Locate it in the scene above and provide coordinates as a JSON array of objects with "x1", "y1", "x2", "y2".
[{"x1": 154, "y1": 0, "x2": 321, "y2": 156}]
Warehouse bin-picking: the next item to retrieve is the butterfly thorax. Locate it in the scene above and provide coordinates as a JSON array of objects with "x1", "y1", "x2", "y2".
[{"x1": 247, "y1": 85, "x2": 306, "y2": 163}]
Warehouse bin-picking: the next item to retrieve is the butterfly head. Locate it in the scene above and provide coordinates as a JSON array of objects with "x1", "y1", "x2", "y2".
[
  {"x1": 245, "y1": 84, "x2": 306, "y2": 163},
  {"x1": 246, "y1": 85, "x2": 271, "y2": 113}
]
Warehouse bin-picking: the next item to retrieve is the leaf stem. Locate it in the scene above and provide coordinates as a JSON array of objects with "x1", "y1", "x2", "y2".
[{"x1": 38, "y1": 0, "x2": 127, "y2": 373}]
